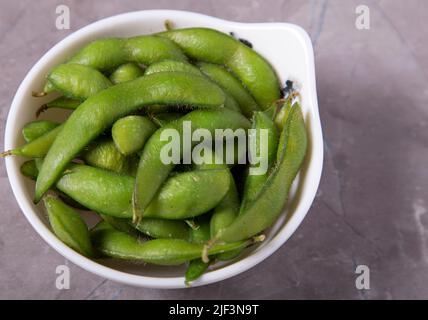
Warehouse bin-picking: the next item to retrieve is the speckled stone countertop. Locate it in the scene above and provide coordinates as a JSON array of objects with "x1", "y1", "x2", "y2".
[{"x1": 0, "y1": 0, "x2": 427, "y2": 299}]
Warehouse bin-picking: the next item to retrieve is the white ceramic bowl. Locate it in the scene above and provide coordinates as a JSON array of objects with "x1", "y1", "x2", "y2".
[{"x1": 4, "y1": 10, "x2": 323, "y2": 289}]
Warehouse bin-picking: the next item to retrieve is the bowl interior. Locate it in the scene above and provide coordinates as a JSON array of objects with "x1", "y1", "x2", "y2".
[{"x1": 5, "y1": 10, "x2": 322, "y2": 288}]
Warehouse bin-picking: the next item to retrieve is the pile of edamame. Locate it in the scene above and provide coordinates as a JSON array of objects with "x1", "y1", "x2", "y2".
[{"x1": 4, "y1": 26, "x2": 307, "y2": 285}]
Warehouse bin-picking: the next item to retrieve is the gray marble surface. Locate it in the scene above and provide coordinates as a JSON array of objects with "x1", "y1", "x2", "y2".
[{"x1": 1, "y1": 0, "x2": 427, "y2": 299}]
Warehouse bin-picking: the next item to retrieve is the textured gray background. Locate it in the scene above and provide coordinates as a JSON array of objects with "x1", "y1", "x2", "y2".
[{"x1": 1, "y1": 0, "x2": 427, "y2": 299}]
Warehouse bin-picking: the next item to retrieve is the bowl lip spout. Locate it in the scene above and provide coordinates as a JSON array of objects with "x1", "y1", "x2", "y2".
[{"x1": 4, "y1": 9, "x2": 323, "y2": 289}]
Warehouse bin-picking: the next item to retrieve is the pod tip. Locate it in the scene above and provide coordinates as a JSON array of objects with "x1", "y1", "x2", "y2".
[{"x1": 0, "y1": 150, "x2": 12, "y2": 158}]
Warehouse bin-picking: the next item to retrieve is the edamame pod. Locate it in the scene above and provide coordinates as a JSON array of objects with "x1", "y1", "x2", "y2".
[
  {"x1": 47, "y1": 63, "x2": 112, "y2": 99},
  {"x1": 100, "y1": 214, "x2": 190, "y2": 240},
  {"x1": 36, "y1": 97, "x2": 81, "y2": 117},
  {"x1": 109, "y1": 62, "x2": 144, "y2": 84},
  {"x1": 111, "y1": 116, "x2": 157, "y2": 155},
  {"x1": 185, "y1": 259, "x2": 210, "y2": 285},
  {"x1": 68, "y1": 36, "x2": 187, "y2": 72},
  {"x1": 83, "y1": 138, "x2": 139, "y2": 175},
  {"x1": 1, "y1": 124, "x2": 63, "y2": 158},
  {"x1": 144, "y1": 60, "x2": 201, "y2": 76},
  {"x1": 44, "y1": 195, "x2": 93, "y2": 257},
  {"x1": 22, "y1": 120, "x2": 59, "y2": 142},
  {"x1": 20, "y1": 160, "x2": 38, "y2": 179},
  {"x1": 133, "y1": 108, "x2": 250, "y2": 222},
  {"x1": 91, "y1": 228, "x2": 250, "y2": 265},
  {"x1": 144, "y1": 60, "x2": 240, "y2": 112},
  {"x1": 216, "y1": 103, "x2": 307, "y2": 242},
  {"x1": 35, "y1": 72, "x2": 228, "y2": 202},
  {"x1": 241, "y1": 111, "x2": 279, "y2": 209},
  {"x1": 55, "y1": 164, "x2": 233, "y2": 221},
  {"x1": 143, "y1": 169, "x2": 230, "y2": 220},
  {"x1": 159, "y1": 28, "x2": 281, "y2": 108},
  {"x1": 197, "y1": 62, "x2": 260, "y2": 117},
  {"x1": 134, "y1": 218, "x2": 189, "y2": 240},
  {"x1": 56, "y1": 164, "x2": 134, "y2": 218}
]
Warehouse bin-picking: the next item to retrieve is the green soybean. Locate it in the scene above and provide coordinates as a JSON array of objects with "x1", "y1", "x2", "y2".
[
  {"x1": 36, "y1": 97, "x2": 81, "y2": 116},
  {"x1": 185, "y1": 259, "x2": 210, "y2": 285},
  {"x1": 35, "y1": 72, "x2": 228, "y2": 202},
  {"x1": 159, "y1": 28, "x2": 281, "y2": 108},
  {"x1": 55, "y1": 164, "x2": 233, "y2": 222},
  {"x1": 134, "y1": 218, "x2": 190, "y2": 240},
  {"x1": 133, "y1": 108, "x2": 250, "y2": 222},
  {"x1": 68, "y1": 36, "x2": 187, "y2": 72},
  {"x1": 47, "y1": 63, "x2": 112, "y2": 99},
  {"x1": 109, "y1": 62, "x2": 144, "y2": 84},
  {"x1": 143, "y1": 60, "x2": 240, "y2": 112},
  {"x1": 144, "y1": 60, "x2": 201, "y2": 76},
  {"x1": 241, "y1": 111, "x2": 279, "y2": 209},
  {"x1": 142, "y1": 169, "x2": 230, "y2": 220},
  {"x1": 56, "y1": 164, "x2": 134, "y2": 218},
  {"x1": 91, "y1": 228, "x2": 250, "y2": 265},
  {"x1": 216, "y1": 103, "x2": 307, "y2": 242},
  {"x1": 83, "y1": 138, "x2": 138, "y2": 175},
  {"x1": 20, "y1": 160, "x2": 39, "y2": 179},
  {"x1": 44, "y1": 195, "x2": 93, "y2": 257},
  {"x1": 22, "y1": 120, "x2": 59, "y2": 142},
  {"x1": 198, "y1": 62, "x2": 260, "y2": 117},
  {"x1": 1, "y1": 124, "x2": 63, "y2": 158},
  {"x1": 111, "y1": 116, "x2": 157, "y2": 155}
]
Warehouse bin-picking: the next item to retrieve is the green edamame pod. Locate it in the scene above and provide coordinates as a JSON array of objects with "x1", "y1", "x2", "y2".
[
  {"x1": 142, "y1": 169, "x2": 230, "y2": 220},
  {"x1": 241, "y1": 111, "x2": 279, "y2": 209},
  {"x1": 185, "y1": 259, "x2": 210, "y2": 285},
  {"x1": 36, "y1": 97, "x2": 81, "y2": 117},
  {"x1": 100, "y1": 214, "x2": 189, "y2": 240},
  {"x1": 55, "y1": 164, "x2": 232, "y2": 221},
  {"x1": 134, "y1": 218, "x2": 189, "y2": 240},
  {"x1": 133, "y1": 108, "x2": 250, "y2": 222},
  {"x1": 197, "y1": 62, "x2": 260, "y2": 117},
  {"x1": 216, "y1": 103, "x2": 307, "y2": 242},
  {"x1": 144, "y1": 60, "x2": 201, "y2": 76},
  {"x1": 91, "y1": 228, "x2": 250, "y2": 265},
  {"x1": 144, "y1": 60, "x2": 240, "y2": 112},
  {"x1": 56, "y1": 164, "x2": 134, "y2": 218},
  {"x1": 20, "y1": 160, "x2": 38, "y2": 180},
  {"x1": 109, "y1": 62, "x2": 144, "y2": 84},
  {"x1": 44, "y1": 195, "x2": 93, "y2": 257},
  {"x1": 69, "y1": 38, "x2": 127, "y2": 71},
  {"x1": 47, "y1": 63, "x2": 112, "y2": 99},
  {"x1": 68, "y1": 36, "x2": 187, "y2": 72},
  {"x1": 82, "y1": 138, "x2": 138, "y2": 175},
  {"x1": 1, "y1": 124, "x2": 63, "y2": 158},
  {"x1": 111, "y1": 116, "x2": 157, "y2": 155},
  {"x1": 35, "y1": 72, "x2": 228, "y2": 202},
  {"x1": 159, "y1": 28, "x2": 281, "y2": 108},
  {"x1": 22, "y1": 120, "x2": 59, "y2": 142},
  {"x1": 20, "y1": 160, "x2": 89, "y2": 210},
  {"x1": 274, "y1": 99, "x2": 293, "y2": 131}
]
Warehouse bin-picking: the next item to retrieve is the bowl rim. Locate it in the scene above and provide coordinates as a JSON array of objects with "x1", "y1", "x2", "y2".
[{"x1": 4, "y1": 9, "x2": 323, "y2": 289}]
